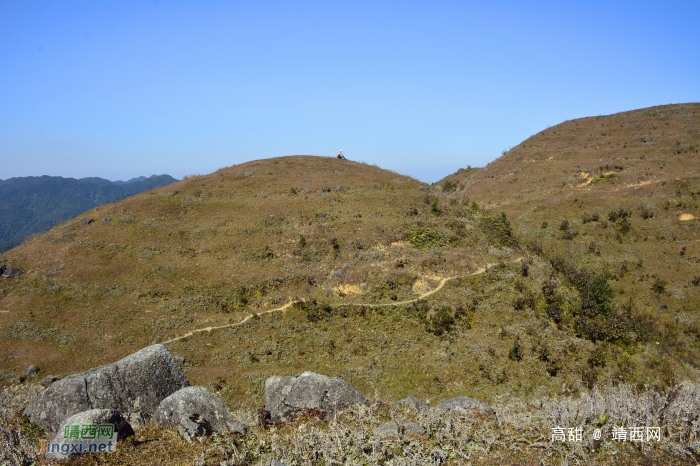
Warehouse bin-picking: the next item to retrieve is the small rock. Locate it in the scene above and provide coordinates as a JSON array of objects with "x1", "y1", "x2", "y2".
[
  {"x1": 1, "y1": 265, "x2": 23, "y2": 279},
  {"x1": 336, "y1": 185, "x2": 343, "y2": 191},
  {"x1": 359, "y1": 283, "x2": 367, "y2": 288},
  {"x1": 330, "y1": 269, "x2": 346, "y2": 279},
  {"x1": 40, "y1": 375, "x2": 60, "y2": 387},
  {"x1": 102, "y1": 217, "x2": 112, "y2": 225},
  {"x1": 46, "y1": 409, "x2": 134, "y2": 461},
  {"x1": 375, "y1": 422, "x2": 400, "y2": 437},
  {"x1": 12, "y1": 376, "x2": 26, "y2": 384},
  {"x1": 394, "y1": 395, "x2": 427, "y2": 412},
  {"x1": 304, "y1": 188, "x2": 310, "y2": 193},
  {"x1": 174, "y1": 356, "x2": 185, "y2": 364},
  {"x1": 433, "y1": 396, "x2": 496, "y2": 418},
  {"x1": 81, "y1": 218, "x2": 94, "y2": 226},
  {"x1": 25, "y1": 365, "x2": 39, "y2": 377},
  {"x1": 401, "y1": 422, "x2": 426, "y2": 435},
  {"x1": 0, "y1": 290, "x2": 5, "y2": 296}
]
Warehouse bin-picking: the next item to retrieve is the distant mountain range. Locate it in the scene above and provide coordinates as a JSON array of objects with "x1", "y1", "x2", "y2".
[{"x1": 0, "y1": 174, "x2": 178, "y2": 252}]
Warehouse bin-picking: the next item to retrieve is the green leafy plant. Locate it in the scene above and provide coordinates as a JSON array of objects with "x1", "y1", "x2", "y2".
[
  {"x1": 407, "y1": 225, "x2": 444, "y2": 250},
  {"x1": 589, "y1": 173, "x2": 617, "y2": 185},
  {"x1": 480, "y1": 211, "x2": 515, "y2": 247}
]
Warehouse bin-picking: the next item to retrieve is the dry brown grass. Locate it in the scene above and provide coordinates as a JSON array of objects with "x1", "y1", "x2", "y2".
[
  {"x1": 1, "y1": 105, "x2": 700, "y2": 464},
  {"x1": 3, "y1": 381, "x2": 699, "y2": 465}
]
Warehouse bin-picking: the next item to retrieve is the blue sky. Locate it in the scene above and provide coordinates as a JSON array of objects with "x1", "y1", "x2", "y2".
[{"x1": 1, "y1": 1, "x2": 699, "y2": 183}]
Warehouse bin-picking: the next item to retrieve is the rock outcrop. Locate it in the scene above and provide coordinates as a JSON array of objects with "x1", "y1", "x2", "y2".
[
  {"x1": 0, "y1": 265, "x2": 23, "y2": 279},
  {"x1": 265, "y1": 372, "x2": 367, "y2": 421},
  {"x1": 25, "y1": 344, "x2": 189, "y2": 433},
  {"x1": 40, "y1": 375, "x2": 59, "y2": 387},
  {"x1": 46, "y1": 409, "x2": 133, "y2": 461},
  {"x1": 433, "y1": 396, "x2": 496, "y2": 418},
  {"x1": 153, "y1": 386, "x2": 246, "y2": 442},
  {"x1": 394, "y1": 395, "x2": 427, "y2": 412},
  {"x1": 375, "y1": 422, "x2": 400, "y2": 437}
]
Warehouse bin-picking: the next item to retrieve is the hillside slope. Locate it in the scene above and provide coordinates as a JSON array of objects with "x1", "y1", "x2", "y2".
[
  {"x1": 0, "y1": 174, "x2": 178, "y2": 252},
  {"x1": 440, "y1": 102, "x2": 700, "y2": 380},
  {"x1": 1, "y1": 146, "x2": 698, "y2": 417}
]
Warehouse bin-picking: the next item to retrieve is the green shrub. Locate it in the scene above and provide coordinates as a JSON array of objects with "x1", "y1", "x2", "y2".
[
  {"x1": 582, "y1": 212, "x2": 600, "y2": 223},
  {"x1": 407, "y1": 225, "x2": 444, "y2": 250},
  {"x1": 651, "y1": 277, "x2": 667, "y2": 294},
  {"x1": 608, "y1": 208, "x2": 630, "y2": 223},
  {"x1": 430, "y1": 198, "x2": 442, "y2": 216},
  {"x1": 427, "y1": 306, "x2": 455, "y2": 336},
  {"x1": 480, "y1": 211, "x2": 515, "y2": 247},
  {"x1": 589, "y1": 173, "x2": 617, "y2": 185},
  {"x1": 639, "y1": 207, "x2": 655, "y2": 219},
  {"x1": 294, "y1": 299, "x2": 332, "y2": 322},
  {"x1": 508, "y1": 340, "x2": 523, "y2": 361},
  {"x1": 442, "y1": 180, "x2": 457, "y2": 193}
]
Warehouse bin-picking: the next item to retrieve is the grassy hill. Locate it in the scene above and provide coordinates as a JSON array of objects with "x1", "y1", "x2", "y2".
[
  {"x1": 1, "y1": 106, "x2": 699, "y2": 464},
  {"x1": 0, "y1": 174, "x2": 178, "y2": 252},
  {"x1": 438, "y1": 102, "x2": 700, "y2": 388}
]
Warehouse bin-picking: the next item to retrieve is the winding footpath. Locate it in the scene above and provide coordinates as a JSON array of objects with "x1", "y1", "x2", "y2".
[{"x1": 162, "y1": 257, "x2": 523, "y2": 345}]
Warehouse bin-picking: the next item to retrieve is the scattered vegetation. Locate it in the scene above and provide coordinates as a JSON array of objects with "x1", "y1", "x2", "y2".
[{"x1": 589, "y1": 173, "x2": 618, "y2": 185}]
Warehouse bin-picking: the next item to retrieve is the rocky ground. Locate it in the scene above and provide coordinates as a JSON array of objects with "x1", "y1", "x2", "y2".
[{"x1": 2, "y1": 347, "x2": 699, "y2": 465}]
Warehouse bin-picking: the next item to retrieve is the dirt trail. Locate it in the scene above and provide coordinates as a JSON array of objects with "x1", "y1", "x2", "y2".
[
  {"x1": 161, "y1": 299, "x2": 296, "y2": 345},
  {"x1": 162, "y1": 258, "x2": 522, "y2": 345}
]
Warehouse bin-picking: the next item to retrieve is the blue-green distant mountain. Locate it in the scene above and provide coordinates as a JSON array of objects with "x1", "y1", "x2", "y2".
[{"x1": 0, "y1": 174, "x2": 178, "y2": 252}]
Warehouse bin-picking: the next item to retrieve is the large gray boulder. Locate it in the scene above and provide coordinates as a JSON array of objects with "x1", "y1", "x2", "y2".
[
  {"x1": 265, "y1": 371, "x2": 367, "y2": 422},
  {"x1": 433, "y1": 396, "x2": 496, "y2": 418},
  {"x1": 153, "y1": 386, "x2": 246, "y2": 442},
  {"x1": 25, "y1": 344, "x2": 189, "y2": 433},
  {"x1": 46, "y1": 409, "x2": 133, "y2": 461}
]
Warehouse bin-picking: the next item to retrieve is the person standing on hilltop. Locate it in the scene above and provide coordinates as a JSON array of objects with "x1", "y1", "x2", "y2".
[{"x1": 337, "y1": 150, "x2": 346, "y2": 160}]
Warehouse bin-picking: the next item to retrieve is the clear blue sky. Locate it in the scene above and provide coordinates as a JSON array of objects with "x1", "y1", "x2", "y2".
[{"x1": 1, "y1": 1, "x2": 698, "y2": 183}]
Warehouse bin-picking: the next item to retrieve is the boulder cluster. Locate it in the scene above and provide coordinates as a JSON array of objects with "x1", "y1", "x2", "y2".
[{"x1": 24, "y1": 344, "x2": 495, "y2": 461}]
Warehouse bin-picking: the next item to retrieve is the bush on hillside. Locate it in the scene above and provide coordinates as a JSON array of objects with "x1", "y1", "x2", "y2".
[
  {"x1": 406, "y1": 225, "x2": 444, "y2": 250},
  {"x1": 480, "y1": 211, "x2": 515, "y2": 247}
]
